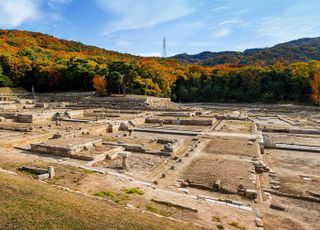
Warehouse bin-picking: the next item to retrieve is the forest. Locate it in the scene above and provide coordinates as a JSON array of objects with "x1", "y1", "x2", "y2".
[{"x1": 0, "y1": 30, "x2": 319, "y2": 105}]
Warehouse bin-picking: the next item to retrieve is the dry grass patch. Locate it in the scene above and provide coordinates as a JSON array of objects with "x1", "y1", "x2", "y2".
[{"x1": 0, "y1": 173, "x2": 201, "y2": 230}]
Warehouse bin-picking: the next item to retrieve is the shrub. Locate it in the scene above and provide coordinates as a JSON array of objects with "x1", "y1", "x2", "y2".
[{"x1": 124, "y1": 187, "x2": 144, "y2": 195}]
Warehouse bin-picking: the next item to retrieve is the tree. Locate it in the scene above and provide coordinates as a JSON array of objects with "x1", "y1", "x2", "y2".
[
  {"x1": 92, "y1": 75, "x2": 107, "y2": 96},
  {"x1": 109, "y1": 71, "x2": 124, "y2": 94},
  {"x1": 310, "y1": 71, "x2": 320, "y2": 105}
]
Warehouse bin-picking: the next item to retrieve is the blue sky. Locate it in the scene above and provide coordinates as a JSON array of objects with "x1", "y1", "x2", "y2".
[{"x1": 0, "y1": 0, "x2": 320, "y2": 56}]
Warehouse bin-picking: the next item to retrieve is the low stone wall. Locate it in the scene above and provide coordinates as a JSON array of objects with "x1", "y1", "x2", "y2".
[
  {"x1": 31, "y1": 138, "x2": 102, "y2": 156},
  {"x1": 25, "y1": 92, "x2": 95, "y2": 102},
  {"x1": 16, "y1": 114, "x2": 55, "y2": 123},
  {"x1": 0, "y1": 112, "x2": 16, "y2": 119},
  {"x1": 145, "y1": 118, "x2": 213, "y2": 126},
  {"x1": 151, "y1": 198, "x2": 198, "y2": 212},
  {"x1": 159, "y1": 112, "x2": 195, "y2": 117},
  {"x1": 103, "y1": 141, "x2": 145, "y2": 153},
  {"x1": 263, "y1": 189, "x2": 320, "y2": 203},
  {"x1": 262, "y1": 128, "x2": 320, "y2": 135}
]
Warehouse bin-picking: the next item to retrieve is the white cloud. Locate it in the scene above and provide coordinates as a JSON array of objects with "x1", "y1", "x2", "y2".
[
  {"x1": 212, "y1": 28, "x2": 231, "y2": 38},
  {"x1": 218, "y1": 19, "x2": 247, "y2": 26},
  {"x1": 96, "y1": 0, "x2": 193, "y2": 35},
  {"x1": 48, "y1": 0, "x2": 72, "y2": 10},
  {"x1": 0, "y1": 0, "x2": 41, "y2": 27},
  {"x1": 211, "y1": 6, "x2": 230, "y2": 13}
]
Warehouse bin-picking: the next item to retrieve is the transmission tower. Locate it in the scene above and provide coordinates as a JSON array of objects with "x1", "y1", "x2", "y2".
[{"x1": 162, "y1": 36, "x2": 167, "y2": 58}]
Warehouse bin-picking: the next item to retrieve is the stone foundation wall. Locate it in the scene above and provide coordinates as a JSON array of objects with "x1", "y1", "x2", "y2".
[
  {"x1": 31, "y1": 138, "x2": 102, "y2": 156},
  {"x1": 145, "y1": 118, "x2": 213, "y2": 126},
  {"x1": 2, "y1": 91, "x2": 182, "y2": 111}
]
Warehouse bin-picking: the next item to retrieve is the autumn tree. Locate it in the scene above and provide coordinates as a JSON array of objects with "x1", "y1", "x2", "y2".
[
  {"x1": 92, "y1": 75, "x2": 107, "y2": 96},
  {"x1": 310, "y1": 71, "x2": 320, "y2": 105}
]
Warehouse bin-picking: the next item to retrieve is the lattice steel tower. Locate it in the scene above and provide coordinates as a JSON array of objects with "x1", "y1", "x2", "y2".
[{"x1": 162, "y1": 36, "x2": 167, "y2": 58}]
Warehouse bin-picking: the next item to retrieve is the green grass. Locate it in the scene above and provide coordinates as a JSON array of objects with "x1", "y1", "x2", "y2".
[
  {"x1": 228, "y1": 222, "x2": 246, "y2": 229},
  {"x1": 94, "y1": 191, "x2": 130, "y2": 205},
  {"x1": 0, "y1": 173, "x2": 200, "y2": 230},
  {"x1": 94, "y1": 191, "x2": 116, "y2": 198},
  {"x1": 123, "y1": 187, "x2": 145, "y2": 195},
  {"x1": 145, "y1": 204, "x2": 158, "y2": 213}
]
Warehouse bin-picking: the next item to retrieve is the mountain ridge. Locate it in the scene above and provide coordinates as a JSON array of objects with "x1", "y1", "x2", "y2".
[{"x1": 172, "y1": 37, "x2": 320, "y2": 65}]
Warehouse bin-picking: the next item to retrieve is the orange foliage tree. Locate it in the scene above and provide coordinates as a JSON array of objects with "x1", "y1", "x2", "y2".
[
  {"x1": 92, "y1": 75, "x2": 107, "y2": 96},
  {"x1": 310, "y1": 71, "x2": 320, "y2": 105}
]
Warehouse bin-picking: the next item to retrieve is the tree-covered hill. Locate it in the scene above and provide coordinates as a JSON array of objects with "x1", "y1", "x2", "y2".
[
  {"x1": 0, "y1": 29, "x2": 319, "y2": 105},
  {"x1": 0, "y1": 29, "x2": 181, "y2": 96},
  {"x1": 173, "y1": 37, "x2": 320, "y2": 66}
]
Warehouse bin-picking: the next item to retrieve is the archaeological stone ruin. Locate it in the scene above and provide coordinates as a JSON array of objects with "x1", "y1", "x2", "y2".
[{"x1": 0, "y1": 91, "x2": 320, "y2": 230}]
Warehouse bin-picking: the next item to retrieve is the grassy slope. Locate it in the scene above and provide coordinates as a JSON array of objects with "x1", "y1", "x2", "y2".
[{"x1": 0, "y1": 173, "x2": 200, "y2": 230}]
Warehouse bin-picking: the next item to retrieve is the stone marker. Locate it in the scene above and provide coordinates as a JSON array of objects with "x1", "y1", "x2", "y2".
[
  {"x1": 48, "y1": 166, "x2": 55, "y2": 179},
  {"x1": 118, "y1": 152, "x2": 131, "y2": 170},
  {"x1": 214, "y1": 179, "x2": 221, "y2": 190}
]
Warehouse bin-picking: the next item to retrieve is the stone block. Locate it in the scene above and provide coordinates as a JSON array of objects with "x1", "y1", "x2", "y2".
[
  {"x1": 37, "y1": 173, "x2": 50, "y2": 180},
  {"x1": 245, "y1": 189, "x2": 258, "y2": 199},
  {"x1": 270, "y1": 203, "x2": 286, "y2": 211},
  {"x1": 255, "y1": 218, "x2": 264, "y2": 227}
]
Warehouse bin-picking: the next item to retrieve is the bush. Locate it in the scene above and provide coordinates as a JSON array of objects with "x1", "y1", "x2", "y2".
[{"x1": 124, "y1": 187, "x2": 144, "y2": 195}]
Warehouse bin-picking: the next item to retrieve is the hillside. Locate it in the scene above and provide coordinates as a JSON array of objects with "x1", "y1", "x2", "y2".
[
  {"x1": 0, "y1": 172, "x2": 200, "y2": 230},
  {"x1": 173, "y1": 37, "x2": 320, "y2": 66},
  {"x1": 0, "y1": 29, "x2": 319, "y2": 104},
  {"x1": 0, "y1": 29, "x2": 180, "y2": 96}
]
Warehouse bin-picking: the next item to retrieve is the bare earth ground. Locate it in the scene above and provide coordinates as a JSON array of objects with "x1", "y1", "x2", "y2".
[
  {"x1": 263, "y1": 149, "x2": 320, "y2": 195},
  {"x1": 203, "y1": 137, "x2": 259, "y2": 157},
  {"x1": 269, "y1": 133, "x2": 320, "y2": 145},
  {"x1": 181, "y1": 155, "x2": 254, "y2": 192},
  {"x1": 219, "y1": 120, "x2": 253, "y2": 133}
]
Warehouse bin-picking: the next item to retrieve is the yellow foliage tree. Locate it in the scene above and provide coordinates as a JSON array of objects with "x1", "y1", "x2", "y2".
[
  {"x1": 310, "y1": 71, "x2": 320, "y2": 105},
  {"x1": 92, "y1": 75, "x2": 107, "y2": 96}
]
